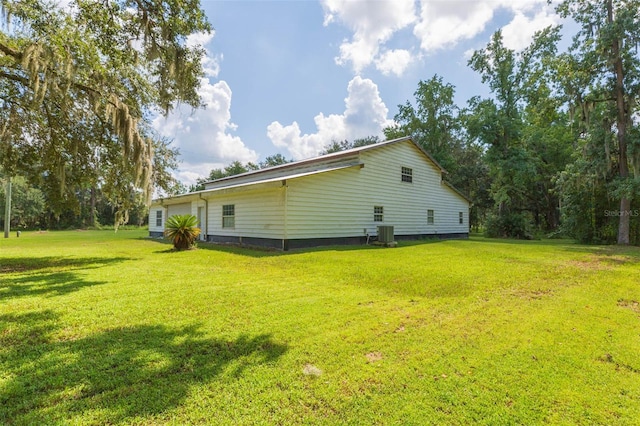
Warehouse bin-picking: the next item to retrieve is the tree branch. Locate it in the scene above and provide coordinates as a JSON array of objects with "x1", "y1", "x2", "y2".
[{"x1": 0, "y1": 40, "x2": 22, "y2": 60}]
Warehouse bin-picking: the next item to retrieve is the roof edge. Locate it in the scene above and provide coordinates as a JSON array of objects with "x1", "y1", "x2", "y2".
[
  {"x1": 202, "y1": 136, "x2": 415, "y2": 186},
  {"x1": 443, "y1": 180, "x2": 473, "y2": 204}
]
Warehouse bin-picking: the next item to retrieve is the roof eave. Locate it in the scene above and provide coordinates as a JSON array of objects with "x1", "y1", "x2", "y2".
[{"x1": 202, "y1": 136, "x2": 414, "y2": 186}]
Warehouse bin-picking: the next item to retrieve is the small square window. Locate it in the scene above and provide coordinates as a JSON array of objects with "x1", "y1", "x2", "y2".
[
  {"x1": 459, "y1": 212, "x2": 464, "y2": 225},
  {"x1": 374, "y1": 206, "x2": 384, "y2": 222},
  {"x1": 222, "y1": 204, "x2": 235, "y2": 228},
  {"x1": 427, "y1": 209, "x2": 434, "y2": 225},
  {"x1": 155, "y1": 210, "x2": 162, "y2": 227},
  {"x1": 401, "y1": 167, "x2": 413, "y2": 183}
]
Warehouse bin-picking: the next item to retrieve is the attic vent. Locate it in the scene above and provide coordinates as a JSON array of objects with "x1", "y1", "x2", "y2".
[{"x1": 377, "y1": 225, "x2": 394, "y2": 243}]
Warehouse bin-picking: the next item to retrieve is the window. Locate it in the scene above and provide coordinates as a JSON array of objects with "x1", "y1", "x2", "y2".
[
  {"x1": 374, "y1": 206, "x2": 384, "y2": 222},
  {"x1": 459, "y1": 212, "x2": 464, "y2": 225},
  {"x1": 222, "y1": 204, "x2": 235, "y2": 228},
  {"x1": 401, "y1": 167, "x2": 413, "y2": 183},
  {"x1": 155, "y1": 210, "x2": 162, "y2": 227},
  {"x1": 427, "y1": 209, "x2": 434, "y2": 225}
]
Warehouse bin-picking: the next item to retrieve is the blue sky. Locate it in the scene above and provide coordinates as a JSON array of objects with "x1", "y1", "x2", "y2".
[{"x1": 151, "y1": 0, "x2": 561, "y2": 186}]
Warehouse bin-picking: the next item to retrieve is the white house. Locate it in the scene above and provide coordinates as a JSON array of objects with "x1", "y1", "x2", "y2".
[{"x1": 149, "y1": 136, "x2": 471, "y2": 250}]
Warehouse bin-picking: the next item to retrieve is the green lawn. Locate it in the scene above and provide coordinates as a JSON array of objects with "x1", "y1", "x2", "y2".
[{"x1": 1, "y1": 230, "x2": 639, "y2": 425}]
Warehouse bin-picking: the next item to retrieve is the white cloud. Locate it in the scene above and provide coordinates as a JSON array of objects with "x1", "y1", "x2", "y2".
[
  {"x1": 414, "y1": 0, "x2": 558, "y2": 53},
  {"x1": 186, "y1": 31, "x2": 215, "y2": 48},
  {"x1": 501, "y1": 10, "x2": 559, "y2": 51},
  {"x1": 173, "y1": 161, "x2": 225, "y2": 187},
  {"x1": 414, "y1": 0, "x2": 496, "y2": 51},
  {"x1": 374, "y1": 49, "x2": 414, "y2": 77},
  {"x1": 321, "y1": 0, "x2": 416, "y2": 74},
  {"x1": 153, "y1": 79, "x2": 257, "y2": 168},
  {"x1": 463, "y1": 48, "x2": 476, "y2": 61},
  {"x1": 323, "y1": 0, "x2": 559, "y2": 75},
  {"x1": 267, "y1": 76, "x2": 393, "y2": 160},
  {"x1": 152, "y1": 32, "x2": 257, "y2": 187}
]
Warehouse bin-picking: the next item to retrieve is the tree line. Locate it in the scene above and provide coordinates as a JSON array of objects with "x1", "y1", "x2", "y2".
[{"x1": 2, "y1": 0, "x2": 639, "y2": 244}]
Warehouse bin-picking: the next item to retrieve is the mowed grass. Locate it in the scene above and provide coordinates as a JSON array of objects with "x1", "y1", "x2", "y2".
[{"x1": 1, "y1": 230, "x2": 640, "y2": 425}]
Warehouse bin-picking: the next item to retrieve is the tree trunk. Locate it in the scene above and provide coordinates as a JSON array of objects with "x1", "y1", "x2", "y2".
[
  {"x1": 608, "y1": 0, "x2": 630, "y2": 245},
  {"x1": 90, "y1": 186, "x2": 96, "y2": 227},
  {"x1": 3, "y1": 176, "x2": 11, "y2": 238}
]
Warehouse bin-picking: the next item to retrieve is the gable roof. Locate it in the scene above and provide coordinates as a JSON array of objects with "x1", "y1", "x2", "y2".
[
  {"x1": 203, "y1": 136, "x2": 447, "y2": 187},
  {"x1": 153, "y1": 162, "x2": 364, "y2": 204},
  {"x1": 153, "y1": 136, "x2": 471, "y2": 204}
]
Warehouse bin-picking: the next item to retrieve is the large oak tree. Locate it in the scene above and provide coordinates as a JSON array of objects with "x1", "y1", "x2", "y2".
[{"x1": 0, "y1": 0, "x2": 211, "y2": 231}]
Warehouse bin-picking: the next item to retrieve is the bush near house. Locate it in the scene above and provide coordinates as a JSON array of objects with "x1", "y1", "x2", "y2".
[{"x1": 164, "y1": 214, "x2": 200, "y2": 250}]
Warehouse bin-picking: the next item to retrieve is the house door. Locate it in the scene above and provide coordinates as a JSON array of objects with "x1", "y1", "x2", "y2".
[{"x1": 197, "y1": 206, "x2": 205, "y2": 241}]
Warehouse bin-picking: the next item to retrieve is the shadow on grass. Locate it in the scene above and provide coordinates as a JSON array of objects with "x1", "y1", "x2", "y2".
[
  {"x1": 145, "y1": 235, "x2": 640, "y2": 270},
  {"x1": 143, "y1": 236, "x2": 405, "y2": 258},
  {"x1": 0, "y1": 310, "x2": 288, "y2": 424},
  {"x1": 0, "y1": 257, "x2": 130, "y2": 300},
  {"x1": 560, "y1": 244, "x2": 640, "y2": 263},
  {"x1": 464, "y1": 236, "x2": 579, "y2": 246},
  {"x1": 0, "y1": 256, "x2": 131, "y2": 274}
]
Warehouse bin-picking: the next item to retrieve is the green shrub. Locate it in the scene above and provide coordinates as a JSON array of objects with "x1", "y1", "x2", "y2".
[
  {"x1": 164, "y1": 214, "x2": 200, "y2": 250},
  {"x1": 485, "y1": 211, "x2": 533, "y2": 239}
]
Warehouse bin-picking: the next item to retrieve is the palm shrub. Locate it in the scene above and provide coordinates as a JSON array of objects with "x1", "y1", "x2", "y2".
[{"x1": 164, "y1": 214, "x2": 201, "y2": 250}]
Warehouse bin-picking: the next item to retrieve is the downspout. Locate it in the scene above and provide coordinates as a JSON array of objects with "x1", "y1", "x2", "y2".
[
  {"x1": 282, "y1": 179, "x2": 288, "y2": 251},
  {"x1": 199, "y1": 193, "x2": 209, "y2": 242},
  {"x1": 163, "y1": 204, "x2": 169, "y2": 235}
]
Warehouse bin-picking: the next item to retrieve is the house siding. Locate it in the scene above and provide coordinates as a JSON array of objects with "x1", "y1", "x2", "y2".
[
  {"x1": 148, "y1": 205, "x2": 165, "y2": 236},
  {"x1": 167, "y1": 203, "x2": 192, "y2": 217},
  {"x1": 284, "y1": 141, "x2": 468, "y2": 240},
  {"x1": 204, "y1": 186, "x2": 285, "y2": 240}
]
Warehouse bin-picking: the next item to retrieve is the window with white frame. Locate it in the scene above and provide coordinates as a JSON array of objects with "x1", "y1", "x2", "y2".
[
  {"x1": 427, "y1": 209, "x2": 434, "y2": 225},
  {"x1": 459, "y1": 212, "x2": 464, "y2": 225},
  {"x1": 401, "y1": 166, "x2": 413, "y2": 183},
  {"x1": 155, "y1": 210, "x2": 162, "y2": 227},
  {"x1": 222, "y1": 204, "x2": 235, "y2": 228},
  {"x1": 374, "y1": 206, "x2": 384, "y2": 222}
]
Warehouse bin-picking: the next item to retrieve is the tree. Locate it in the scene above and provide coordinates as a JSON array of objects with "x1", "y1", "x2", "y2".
[
  {"x1": 467, "y1": 28, "x2": 566, "y2": 237},
  {"x1": 385, "y1": 76, "x2": 461, "y2": 172},
  {"x1": 0, "y1": 175, "x2": 44, "y2": 228},
  {"x1": 319, "y1": 136, "x2": 379, "y2": 155},
  {"x1": 151, "y1": 136, "x2": 184, "y2": 197},
  {"x1": 519, "y1": 65, "x2": 574, "y2": 231},
  {"x1": 556, "y1": 0, "x2": 640, "y2": 244},
  {"x1": 0, "y1": 0, "x2": 212, "y2": 230},
  {"x1": 320, "y1": 139, "x2": 353, "y2": 155},
  {"x1": 555, "y1": 102, "x2": 622, "y2": 243},
  {"x1": 189, "y1": 156, "x2": 292, "y2": 192},
  {"x1": 260, "y1": 153, "x2": 291, "y2": 168}
]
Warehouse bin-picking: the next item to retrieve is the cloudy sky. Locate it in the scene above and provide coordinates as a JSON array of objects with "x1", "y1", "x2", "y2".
[{"x1": 151, "y1": 0, "x2": 562, "y2": 186}]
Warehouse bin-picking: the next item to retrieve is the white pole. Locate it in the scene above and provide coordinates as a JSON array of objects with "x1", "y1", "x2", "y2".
[{"x1": 3, "y1": 176, "x2": 11, "y2": 238}]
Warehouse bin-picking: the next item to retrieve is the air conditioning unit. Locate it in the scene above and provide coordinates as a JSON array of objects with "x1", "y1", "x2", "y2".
[{"x1": 377, "y1": 225, "x2": 394, "y2": 243}]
